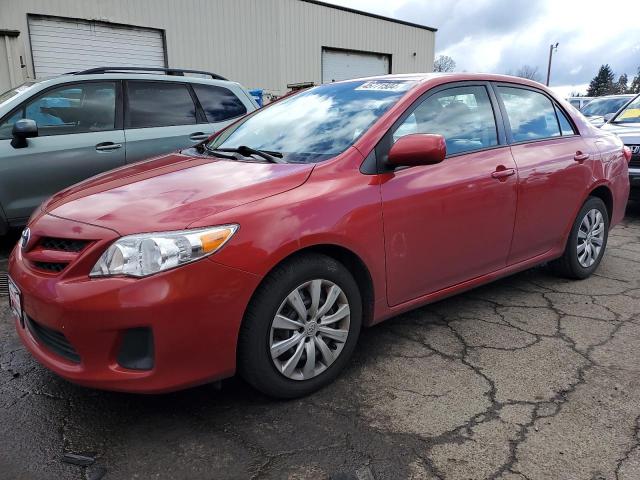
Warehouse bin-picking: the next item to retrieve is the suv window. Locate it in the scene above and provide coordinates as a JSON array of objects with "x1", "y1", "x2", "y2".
[
  {"x1": 393, "y1": 85, "x2": 498, "y2": 155},
  {"x1": 0, "y1": 82, "x2": 117, "y2": 139},
  {"x1": 498, "y1": 86, "x2": 562, "y2": 142},
  {"x1": 127, "y1": 81, "x2": 197, "y2": 128},
  {"x1": 192, "y1": 84, "x2": 247, "y2": 122}
]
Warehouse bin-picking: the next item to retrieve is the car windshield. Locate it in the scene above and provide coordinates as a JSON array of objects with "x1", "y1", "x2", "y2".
[
  {"x1": 581, "y1": 97, "x2": 631, "y2": 116},
  {"x1": 207, "y1": 79, "x2": 415, "y2": 163},
  {"x1": 611, "y1": 95, "x2": 640, "y2": 124},
  {"x1": 0, "y1": 81, "x2": 39, "y2": 108}
]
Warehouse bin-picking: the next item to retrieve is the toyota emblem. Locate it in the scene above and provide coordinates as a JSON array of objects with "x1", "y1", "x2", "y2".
[{"x1": 20, "y1": 227, "x2": 31, "y2": 250}]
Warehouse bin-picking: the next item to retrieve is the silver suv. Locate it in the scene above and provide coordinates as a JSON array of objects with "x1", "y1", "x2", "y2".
[{"x1": 0, "y1": 67, "x2": 258, "y2": 234}]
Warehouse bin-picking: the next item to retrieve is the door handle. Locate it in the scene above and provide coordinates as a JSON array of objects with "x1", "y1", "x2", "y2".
[
  {"x1": 491, "y1": 168, "x2": 516, "y2": 180},
  {"x1": 189, "y1": 132, "x2": 210, "y2": 141},
  {"x1": 95, "y1": 142, "x2": 122, "y2": 152},
  {"x1": 574, "y1": 151, "x2": 590, "y2": 163}
]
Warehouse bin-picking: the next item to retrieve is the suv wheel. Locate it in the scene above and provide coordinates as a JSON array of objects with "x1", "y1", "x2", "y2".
[{"x1": 238, "y1": 254, "x2": 362, "y2": 398}]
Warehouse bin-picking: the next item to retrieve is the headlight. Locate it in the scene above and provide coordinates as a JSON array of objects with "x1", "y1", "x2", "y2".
[{"x1": 90, "y1": 225, "x2": 238, "y2": 278}]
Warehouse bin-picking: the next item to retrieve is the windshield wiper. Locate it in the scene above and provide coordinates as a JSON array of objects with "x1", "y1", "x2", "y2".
[
  {"x1": 214, "y1": 146, "x2": 286, "y2": 164},
  {"x1": 197, "y1": 143, "x2": 237, "y2": 159}
]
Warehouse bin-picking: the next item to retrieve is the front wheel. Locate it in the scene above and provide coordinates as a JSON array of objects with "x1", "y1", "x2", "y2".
[
  {"x1": 550, "y1": 196, "x2": 609, "y2": 279},
  {"x1": 238, "y1": 254, "x2": 362, "y2": 399}
]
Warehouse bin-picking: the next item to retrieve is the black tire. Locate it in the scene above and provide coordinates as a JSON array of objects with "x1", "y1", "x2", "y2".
[
  {"x1": 238, "y1": 253, "x2": 362, "y2": 399},
  {"x1": 550, "y1": 196, "x2": 609, "y2": 279}
]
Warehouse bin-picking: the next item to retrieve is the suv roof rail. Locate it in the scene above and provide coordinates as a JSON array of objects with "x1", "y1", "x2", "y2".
[{"x1": 70, "y1": 67, "x2": 227, "y2": 81}]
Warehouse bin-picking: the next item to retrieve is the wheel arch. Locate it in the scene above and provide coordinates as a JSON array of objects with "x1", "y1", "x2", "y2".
[
  {"x1": 588, "y1": 184, "x2": 613, "y2": 224},
  {"x1": 244, "y1": 243, "x2": 376, "y2": 329}
]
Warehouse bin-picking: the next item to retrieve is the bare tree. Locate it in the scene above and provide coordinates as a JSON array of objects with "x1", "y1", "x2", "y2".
[
  {"x1": 433, "y1": 55, "x2": 456, "y2": 73},
  {"x1": 514, "y1": 65, "x2": 542, "y2": 82}
]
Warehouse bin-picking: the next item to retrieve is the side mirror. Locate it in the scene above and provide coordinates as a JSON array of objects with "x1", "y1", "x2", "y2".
[
  {"x1": 11, "y1": 119, "x2": 38, "y2": 149},
  {"x1": 603, "y1": 113, "x2": 615, "y2": 123},
  {"x1": 387, "y1": 133, "x2": 446, "y2": 167}
]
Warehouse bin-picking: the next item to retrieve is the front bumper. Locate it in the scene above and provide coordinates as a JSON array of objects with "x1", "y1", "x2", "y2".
[{"x1": 8, "y1": 217, "x2": 260, "y2": 394}]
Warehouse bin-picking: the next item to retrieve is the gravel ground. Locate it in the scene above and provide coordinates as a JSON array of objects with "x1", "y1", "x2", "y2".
[{"x1": 1, "y1": 201, "x2": 639, "y2": 480}]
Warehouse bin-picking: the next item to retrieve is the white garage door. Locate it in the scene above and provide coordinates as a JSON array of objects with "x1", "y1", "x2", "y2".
[
  {"x1": 28, "y1": 16, "x2": 165, "y2": 78},
  {"x1": 322, "y1": 48, "x2": 390, "y2": 84}
]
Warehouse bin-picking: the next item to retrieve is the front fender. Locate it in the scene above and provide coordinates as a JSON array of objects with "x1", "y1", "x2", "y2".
[{"x1": 190, "y1": 154, "x2": 387, "y2": 305}]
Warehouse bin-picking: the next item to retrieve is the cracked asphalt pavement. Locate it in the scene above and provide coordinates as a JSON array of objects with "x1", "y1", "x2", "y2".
[{"x1": 1, "y1": 201, "x2": 639, "y2": 480}]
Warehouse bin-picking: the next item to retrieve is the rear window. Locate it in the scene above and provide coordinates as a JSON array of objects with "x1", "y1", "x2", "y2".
[
  {"x1": 192, "y1": 84, "x2": 247, "y2": 122},
  {"x1": 498, "y1": 87, "x2": 561, "y2": 142},
  {"x1": 127, "y1": 81, "x2": 197, "y2": 128}
]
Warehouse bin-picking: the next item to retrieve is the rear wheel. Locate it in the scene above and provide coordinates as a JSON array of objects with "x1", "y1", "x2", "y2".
[
  {"x1": 238, "y1": 254, "x2": 362, "y2": 398},
  {"x1": 550, "y1": 196, "x2": 609, "y2": 279}
]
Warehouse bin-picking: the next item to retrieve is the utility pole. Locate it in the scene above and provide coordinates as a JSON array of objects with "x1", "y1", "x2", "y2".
[{"x1": 546, "y1": 42, "x2": 559, "y2": 86}]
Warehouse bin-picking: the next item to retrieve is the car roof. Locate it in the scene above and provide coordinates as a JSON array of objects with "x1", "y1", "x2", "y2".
[
  {"x1": 589, "y1": 94, "x2": 635, "y2": 99},
  {"x1": 333, "y1": 72, "x2": 553, "y2": 92},
  {"x1": 35, "y1": 72, "x2": 243, "y2": 88}
]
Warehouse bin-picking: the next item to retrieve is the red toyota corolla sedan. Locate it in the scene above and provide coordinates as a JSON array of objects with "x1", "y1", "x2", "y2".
[{"x1": 8, "y1": 74, "x2": 630, "y2": 398}]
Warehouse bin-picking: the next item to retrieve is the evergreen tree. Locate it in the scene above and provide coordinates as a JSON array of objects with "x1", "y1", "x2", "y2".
[
  {"x1": 615, "y1": 73, "x2": 629, "y2": 94},
  {"x1": 587, "y1": 64, "x2": 616, "y2": 96},
  {"x1": 630, "y1": 67, "x2": 640, "y2": 94}
]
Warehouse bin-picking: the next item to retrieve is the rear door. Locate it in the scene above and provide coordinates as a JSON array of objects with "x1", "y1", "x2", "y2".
[
  {"x1": 379, "y1": 83, "x2": 518, "y2": 306},
  {"x1": 124, "y1": 80, "x2": 208, "y2": 163},
  {"x1": 0, "y1": 80, "x2": 125, "y2": 222},
  {"x1": 494, "y1": 84, "x2": 594, "y2": 264}
]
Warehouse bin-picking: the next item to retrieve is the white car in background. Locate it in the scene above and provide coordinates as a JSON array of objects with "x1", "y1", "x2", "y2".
[
  {"x1": 601, "y1": 93, "x2": 640, "y2": 195},
  {"x1": 580, "y1": 94, "x2": 635, "y2": 127},
  {"x1": 566, "y1": 96, "x2": 593, "y2": 110}
]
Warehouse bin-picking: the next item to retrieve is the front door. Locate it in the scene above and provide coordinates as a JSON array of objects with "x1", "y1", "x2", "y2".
[
  {"x1": 0, "y1": 81, "x2": 125, "y2": 222},
  {"x1": 379, "y1": 84, "x2": 518, "y2": 306}
]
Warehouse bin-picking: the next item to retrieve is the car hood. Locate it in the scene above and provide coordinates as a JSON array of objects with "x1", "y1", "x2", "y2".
[
  {"x1": 42, "y1": 151, "x2": 314, "y2": 235},
  {"x1": 601, "y1": 123, "x2": 640, "y2": 143}
]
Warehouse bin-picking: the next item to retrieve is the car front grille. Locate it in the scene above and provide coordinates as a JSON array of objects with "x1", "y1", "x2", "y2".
[
  {"x1": 25, "y1": 315, "x2": 80, "y2": 363},
  {"x1": 34, "y1": 261, "x2": 68, "y2": 273},
  {"x1": 40, "y1": 237, "x2": 89, "y2": 253}
]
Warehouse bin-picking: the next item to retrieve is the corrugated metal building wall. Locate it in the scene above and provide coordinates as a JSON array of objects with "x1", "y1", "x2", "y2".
[{"x1": 0, "y1": 0, "x2": 436, "y2": 96}]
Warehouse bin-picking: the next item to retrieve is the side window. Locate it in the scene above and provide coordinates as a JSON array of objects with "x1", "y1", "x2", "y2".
[
  {"x1": 497, "y1": 86, "x2": 561, "y2": 142},
  {"x1": 393, "y1": 85, "x2": 498, "y2": 155},
  {"x1": 4, "y1": 82, "x2": 117, "y2": 138},
  {"x1": 555, "y1": 105, "x2": 576, "y2": 136},
  {"x1": 0, "y1": 109, "x2": 23, "y2": 140},
  {"x1": 192, "y1": 84, "x2": 247, "y2": 122},
  {"x1": 127, "y1": 81, "x2": 197, "y2": 128}
]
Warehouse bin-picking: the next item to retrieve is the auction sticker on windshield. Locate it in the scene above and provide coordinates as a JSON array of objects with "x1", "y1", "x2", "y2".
[{"x1": 355, "y1": 80, "x2": 415, "y2": 92}]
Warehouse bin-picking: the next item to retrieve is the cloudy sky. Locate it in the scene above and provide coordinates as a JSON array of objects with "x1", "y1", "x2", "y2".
[{"x1": 324, "y1": 0, "x2": 640, "y2": 96}]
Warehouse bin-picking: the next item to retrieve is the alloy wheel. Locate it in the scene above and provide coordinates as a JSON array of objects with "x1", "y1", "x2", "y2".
[{"x1": 269, "y1": 279, "x2": 351, "y2": 381}]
